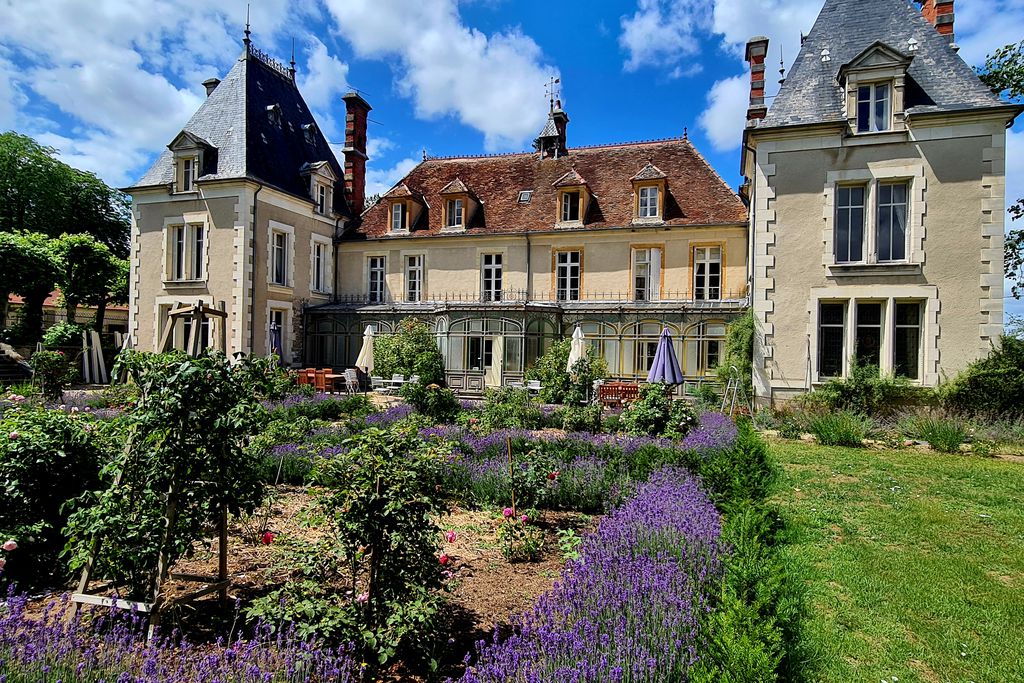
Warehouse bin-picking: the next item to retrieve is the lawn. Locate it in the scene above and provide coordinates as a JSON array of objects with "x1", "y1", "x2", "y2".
[{"x1": 772, "y1": 439, "x2": 1024, "y2": 682}]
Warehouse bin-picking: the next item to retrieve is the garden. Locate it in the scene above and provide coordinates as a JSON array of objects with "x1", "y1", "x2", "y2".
[{"x1": 0, "y1": 319, "x2": 799, "y2": 682}]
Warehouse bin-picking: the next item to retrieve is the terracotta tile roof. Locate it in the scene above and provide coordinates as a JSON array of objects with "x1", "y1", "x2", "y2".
[
  {"x1": 552, "y1": 168, "x2": 588, "y2": 188},
  {"x1": 631, "y1": 161, "x2": 667, "y2": 181},
  {"x1": 354, "y1": 137, "x2": 747, "y2": 239},
  {"x1": 439, "y1": 178, "x2": 470, "y2": 194},
  {"x1": 8, "y1": 291, "x2": 128, "y2": 311}
]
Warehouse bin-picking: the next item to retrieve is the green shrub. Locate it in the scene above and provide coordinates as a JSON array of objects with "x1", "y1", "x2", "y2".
[
  {"x1": 899, "y1": 413, "x2": 968, "y2": 453},
  {"x1": 688, "y1": 383, "x2": 720, "y2": 411},
  {"x1": 400, "y1": 381, "x2": 460, "y2": 423},
  {"x1": 941, "y1": 336, "x2": 1024, "y2": 417},
  {"x1": 807, "y1": 410, "x2": 870, "y2": 447},
  {"x1": 372, "y1": 318, "x2": 446, "y2": 386},
  {"x1": 98, "y1": 380, "x2": 140, "y2": 408},
  {"x1": 42, "y1": 321, "x2": 89, "y2": 349},
  {"x1": 560, "y1": 404, "x2": 602, "y2": 432},
  {"x1": 697, "y1": 420, "x2": 780, "y2": 512},
  {"x1": 497, "y1": 514, "x2": 544, "y2": 562},
  {"x1": 715, "y1": 311, "x2": 755, "y2": 405},
  {"x1": 754, "y1": 407, "x2": 804, "y2": 439},
  {"x1": 602, "y1": 412, "x2": 622, "y2": 434},
  {"x1": 525, "y1": 338, "x2": 607, "y2": 405},
  {"x1": 800, "y1": 358, "x2": 914, "y2": 417},
  {"x1": 0, "y1": 407, "x2": 104, "y2": 588},
  {"x1": 233, "y1": 354, "x2": 294, "y2": 399},
  {"x1": 480, "y1": 386, "x2": 544, "y2": 430},
  {"x1": 620, "y1": 383, "x2": 698, "y2": 438},
  {"x1": 30, "y1": 349, "x2": 76, "y2": 400},
  {"x1": 272, "y1": 393, "x2": 374, "y2": 422}
]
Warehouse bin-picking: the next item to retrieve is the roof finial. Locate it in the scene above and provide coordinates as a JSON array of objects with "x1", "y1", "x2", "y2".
[
  {"x1": 243, "y1": 3, "x2": 251, "y2": 50},
  {"x1": 422, "y1": 148, "x2": 427, "y2": 161},
  {"x1": 288, "y1": 38, "x2": 297, "y2": 81},
  {"x1": 545, "y1": 76, "x2": 561, "y2": 112},
  {"x1": 683, "y1": 126, "x2": 688, "y2": 139},
  {"x1": 779, "y1": 43, "x2": 786, "y2": 85}
]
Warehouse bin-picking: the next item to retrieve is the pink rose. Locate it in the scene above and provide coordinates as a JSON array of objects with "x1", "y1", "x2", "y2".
[
  {"x1": 0, "y1": 558, "x2": 6, "y2": 570},
  {"x1": 439, "y1": 553, "x2": 450, "y2": 565},
  {"x1": 520, "y1": 515, "x2": 529, "y2": 523},
  {"x1": 445, "y1": 531, "x2": 457, "y2": 543},
  {"x1": 3, "y1": 540, "x2": 17, "y2": 552},
  {"x1": 7, "y1": 431, "x2": 18, "y2": 441},
  {"x1": 260, "y1": 532, "x2": 274, "y2": 545},
  {"x1": 502, "y1": 507, "x2": 514, "y2": 518},
  {"x1": 356, "y1": 592, "x2": 368, "y2": 604}
]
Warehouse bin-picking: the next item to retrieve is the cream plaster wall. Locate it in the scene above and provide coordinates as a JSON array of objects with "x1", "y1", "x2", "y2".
[{"x1": 750, "y1": 116, "x2": 1009, "y2": 402}]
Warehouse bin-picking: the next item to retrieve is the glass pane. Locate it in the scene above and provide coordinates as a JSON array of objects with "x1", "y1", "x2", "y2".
[
  {"x1": 874, "y1": 84, "x2": 890, "y2": 131},
  {"x1": 857, "y1": 88, "x2": 871, "y2": 133},
  {"x1": 820, "y1": 303, "x2": 844, "y2": 325},
  {"x1": 819, "y1": 327, "x2": 844, "y2": 377},
  {"x1": 855, "y1": 303, "x2": 882, "y2": 367},
  {"x1": 857, "y1": 302, "x2": 881, "y2": 326},
  {"x1": 878, "y1": 205, "x2": 892, "y2": 262},
  {"x1": 891, "y1": 197, "x2": 907, "y2": 261},
  {"x1": 895, "y1": 302, "x2": 920, "y2": 326}
]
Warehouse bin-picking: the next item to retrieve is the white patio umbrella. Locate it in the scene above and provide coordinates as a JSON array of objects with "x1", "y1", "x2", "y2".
[
  {"x1": 566, "y1": 326, "x2": 586, "y2": 374},
  {"x1": 355, "y1": 325, "x2": 375, "y2": 374}
]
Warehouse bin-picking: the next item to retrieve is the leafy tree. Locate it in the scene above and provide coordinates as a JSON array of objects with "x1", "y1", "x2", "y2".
[
  {"x1": 0, "y1": 132, "x2": 130, "y2": 258},
  {"x1": 51, "y1": 233, "x2": 119, "y2": 325},
  {"x1": 525, "y1": 337, "x2": 608, "y2": 404},
  {"x1": 372, "y1": 318, "x2": 445, "y2": 385},
  {"x1": 716, "y1": 311, "x2": 755, "y2": 405},
  {"x1": 977, "y1": 41, "x2": 1024, "y2": 297},
  {"x1": 6, "y1": 232, "x2": 58, "y2": 343}
]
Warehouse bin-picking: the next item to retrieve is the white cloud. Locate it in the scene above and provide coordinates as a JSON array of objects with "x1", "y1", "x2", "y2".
[
  {"x1": 619, "y1": 0, "x2": 713, "y2": 72},
  {"x1": 365, "y1": 156, "x2": 420, "y2": 198},
  {"x1": 367, "y1": 136, "x2": 397, "y2": 160},
  {"x1": 698, "y1": 74, "x2": 749, "y2": 152},
  {"x1": 298, "y1": 36, "x2": 350, "y2": 139},
  {"x1": 950, "y1": 0, "x2": 1024, "y2": 67},
  {"x1": 0, "y1": 0, "x2": 313, "y2": 185},
  {"x1": 322, "y1": 0, "x2": 557, "y2": 151}
]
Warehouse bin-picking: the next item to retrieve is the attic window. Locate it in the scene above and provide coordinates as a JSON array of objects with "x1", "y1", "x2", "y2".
[
  {"x1": 302, "y1": 123, "x2": 317, "y2": 145},
  {"x1": 856, "y1": 83, "x2": 891, "y2": 133},
  {"x1": 266, "y1": 104, "x2": 282, "y2": 126},
  {"x1": 517, "y1": 190, "x2": 533, "y2": 204}
]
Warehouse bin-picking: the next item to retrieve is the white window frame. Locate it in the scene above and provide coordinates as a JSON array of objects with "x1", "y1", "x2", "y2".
[
  {"x1": 176, "y1": 155, "x2": 199, "y2": 193},
  {"x1": 876, "y1": 181, "x2": 909, "y2": 263},
  {"x1": 391, "y1": 202, "x2": 407, "y2": 232},
  {"x1": 834, "y1": 184, "x2": 867, "y2": 264},
  {"x1": 693, "y1": 246, "x2": 721, "y2": 300},
  {"x1": 445, "y1": 198, "x2": 464, "y2": 229},
  {"x1": 165, "y1": 222, "x2": 206, "y2": 282},
  {"x1": 406, "y1": 254, "x2": 424, "y2": 302},
  {"x1": 310, "y1": 234, "x2": 333, "y2": 295},
  {"x1": 481, "y1": 253, "x2": 503, "y2": 302},
  {"x1": 632, "y1": 248, "x2": 661, "y2": 302},
  {"x1": 267, "y1": 221, "x2": 295, "y2": 289},
  {"x1": 856, "y1": 82, "x2": 891, "y2": 133},
  {"x1": 314, "y1": 181, "x2": 330, "y2": 215},
  {"x1": 367, "y1": 255, "x2": 387, "y2": 303},
  {"x1": 638, "y1": 186, "x2": 660, "y2": 218},
  {"x1": 560, "y1": 191, "x2": 581, "y2": 223},
  {"x1": 555, "y1": 250, "x2": 581, "y2": 301}
]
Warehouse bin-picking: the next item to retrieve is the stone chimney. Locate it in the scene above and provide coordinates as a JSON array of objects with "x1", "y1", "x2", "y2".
[
  {"x1": 202, "y1": 78, "x2": 221, "y2": 97},
  {"x1": 341, "y1": 92, "x2": 371, "y2": 216},
  {"x1": 919, "y1": 1, "x2": 954, "y2": 42},
  {"x1": 744, "y1": 36, "x2": 770, "y2": 125}
]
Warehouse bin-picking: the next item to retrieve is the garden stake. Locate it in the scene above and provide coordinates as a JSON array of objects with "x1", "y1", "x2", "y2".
[{"x1": 507, "y1": 436, "x2": 516, "y2": 518}]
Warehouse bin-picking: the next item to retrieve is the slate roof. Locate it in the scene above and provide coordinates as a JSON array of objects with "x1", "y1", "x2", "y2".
[
  {"x1": 130, "y1": 47, "x2": 350, "y2": 218},
  {"x1": 762, "y1": 0, "x2": 1008, "y2": 128},
  {"x1": 353, "y1": 138, "x2": 747, "y2": 239}
]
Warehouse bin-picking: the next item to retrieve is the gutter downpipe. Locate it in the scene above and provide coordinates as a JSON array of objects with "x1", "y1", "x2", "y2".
[{"x1": 249, "y1": 183, "x2": 263, "y2": 355}]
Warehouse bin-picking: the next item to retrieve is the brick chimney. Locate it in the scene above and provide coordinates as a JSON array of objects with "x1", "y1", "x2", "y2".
[
  {"x1": 744, "y1": 36, "x2": 770, "y2": 125},
  {"x1": 341, "y1": 92, "x2": 371, "y2": 216},
  {"x1": 202, "y1": 78, "x2": 220, "y2": 97},
  {"x1": 919, "y1": 1, "x2": 954, "y2": 42}
]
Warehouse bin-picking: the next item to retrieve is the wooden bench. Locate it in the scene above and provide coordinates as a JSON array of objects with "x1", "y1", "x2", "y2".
[{"x1": 598, "y1": 382, "x2": 640, "y2": 408}]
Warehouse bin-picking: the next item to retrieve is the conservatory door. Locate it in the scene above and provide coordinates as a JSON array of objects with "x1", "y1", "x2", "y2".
[{"x1": 485, "y1": 336, "x2": 504, "y2": 387}]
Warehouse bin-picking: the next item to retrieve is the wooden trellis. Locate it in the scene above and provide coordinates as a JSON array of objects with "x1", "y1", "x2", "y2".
[{"x1": 157, "y1": 300, "x2": 228, "y2": 356}]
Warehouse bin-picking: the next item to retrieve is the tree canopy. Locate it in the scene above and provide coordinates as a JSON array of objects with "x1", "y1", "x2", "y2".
[
  {"x1": 0, "y1": 132, "x2": 130, "y2": 258},
  {"x1": 978, "y1": 41, "x2": 1024, "y2": 298},
  {"x1": 51, "y1": 233, "x2": 120, "y2": 324}
]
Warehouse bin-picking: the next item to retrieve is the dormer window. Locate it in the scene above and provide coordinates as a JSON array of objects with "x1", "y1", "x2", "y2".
[
  {"x1": 446, "y1": 199, "x2": 464, "y2": 229},
  {"x1": 313, "y1": 181, "x2": 331, "y2": 215},
  {"x1": 857, "y1": 83, "x2": 891, "y2": 133},
  {"x1": 301, "y1": 161, "x2": 337, "y2": 217},
  {"x1": 176, "y1": 156, "x2": 199, "y2": 193},
  {"x1": 391, "y1": 202, "x2": 408, "y2": 231},
  {"x1": 560, "y1": 190, "x2": 581, "y2": 222},
  {"x1": 638, "y1": 186, "x2": 660, "y2": 218}
]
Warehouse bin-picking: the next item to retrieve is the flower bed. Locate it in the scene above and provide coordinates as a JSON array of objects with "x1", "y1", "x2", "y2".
[
  {"x1": 0, "y1": 593, "x2": 359, "y2": 682},
  {"x1": 455, "y1": 466, "x2": 724, "y2": 681}
]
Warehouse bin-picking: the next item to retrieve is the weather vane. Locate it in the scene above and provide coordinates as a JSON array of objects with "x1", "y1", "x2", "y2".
[{"x1": 545, "y1": 76, "x2": 561, "y2": 111}]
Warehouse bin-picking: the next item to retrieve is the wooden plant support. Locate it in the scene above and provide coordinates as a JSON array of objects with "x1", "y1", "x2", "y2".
[
  {"x1": 157, "y1": 300, "x2": 229, "y2": 356},
  {"x1": 507, "y1": 436, "x2": 517, "y2": 519}
]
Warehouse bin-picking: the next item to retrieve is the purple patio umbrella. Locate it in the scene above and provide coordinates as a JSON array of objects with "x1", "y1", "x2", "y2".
[{"x1": 646, "y1": 328, "x2": 684, "y2": 385}]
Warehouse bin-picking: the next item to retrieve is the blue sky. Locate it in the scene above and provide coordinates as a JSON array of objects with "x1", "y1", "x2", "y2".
[{"x1": 1, "y1": 0, "x2": 1022, "y2": 317}]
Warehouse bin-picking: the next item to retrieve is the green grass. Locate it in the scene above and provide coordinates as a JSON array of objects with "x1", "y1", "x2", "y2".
[{"x1": 772, "y1": 439, "x2": 1024, "y2": 682}]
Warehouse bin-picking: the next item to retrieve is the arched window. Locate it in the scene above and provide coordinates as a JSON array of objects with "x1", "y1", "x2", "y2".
[
  {"x1": 574, "y1": 320, "x2": 620, "y2": 376},
  {"x1": 447, "y1": 317, "x2": 524, "y2": 372},
  {"x1": 683, "y1": 321, "x2": 727, "y2": 376},
  {"x1": 623, "y1": 321, "x2": 679, "y2": 378},
  {"x1": 526, "y1": 317, "x2": 558, "y2": 368}
]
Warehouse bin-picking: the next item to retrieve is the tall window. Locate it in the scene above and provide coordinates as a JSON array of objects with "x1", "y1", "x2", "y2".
[
  {"x1": 632, "y1": 248, "x2": 660, "y2": 301},
  {"x1": 390, "y1": 203, "x2": 407, "y2": 231},
  {"x1": 893, "y1": 302, "x2": 921, "y2": 379},
  {"x1": 634, "y1": 339, "x2": 659, "y2": 374},
  {"x1": 178, "y1": 157, "x2": 197, "y2": 192},
  {"x1": 482, "y1": 253, "x2": 503, "y2": 302},
  {"x1": 555, "y1": 251, "x2": 581, "y2": 301},
  {"x1": 818, "y1": 302, "x2": 846, "y2": 378},
  {"x1": 446, "y1": 199, "x2": 464, "y2": 229},
  {"x1": 693, "y1": 246, "x2": 722, "y2": 300},
  {"x1": 857, "y1": 82, "x2": 890, "y2": 133},
  {"x1": 638, "y1": 186, "x2": 659, "y2": 218},
  {"x1": 877, "y1": 182, "x2": 908, "y2": 262},
  {"x1": 835, "y1": 186, "x2": 865, "y2": 263},
  {"x1": 684, "y1": 322, "x2": 725, "y2": 376},
  {"x1": 269, "y1": 309, "x2": 285, "y2": 356},
  {"x1": 406, "y1": 255, "x2": 424, "y2": 302},
  {"x1": 315, "y1": 183, "x2": 328, "y2": 214},
  {"x1": 855, "y1": 302, "x2": 882, "y2": 368},
  {"x1": 271, "y1": 231, "x2": 289, "y2": 286},
  {"x1": 560, "y1": 191, "x2": 581, "y2": 222},
  {"x1": 367, "y1": 256, "x2": 386, "y2": 303},
  {"x1": 312, "y1": 242, "x2": 328, "y2": 293},
  {"x1": 169, "y1": 224, "x2": 204, "y2": 281}
]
